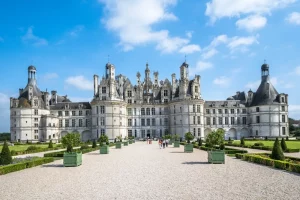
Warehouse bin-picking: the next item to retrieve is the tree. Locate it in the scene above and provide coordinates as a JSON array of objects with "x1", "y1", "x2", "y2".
[
  {"x1": 99, "y1": 135, "x2": 109, "y2": 146},
  {"x1": 48, "y1": 140, "x2": 53, "y2": 148},
  {"x1": 271, "y1": 138, "x2": 285, "y2": 161},
  {"x1": 116, "y1": 135, "x2": 122, "y2": 142},
  {"x1": 240, "y1": 137, "x2": 245, "y2": 146},
  {"x1": 92, "y1": 139, "x2": 97, "y2": 148},
  {"x1": 0, "y1": 141, "x2": 12, "y2": 165},
  {"x1": 205, "y1": 129, "x2": 225, "y2": 148},
  {"x1": 173, "y1": 134, "x2": 180, "y2": 141},
  {"x1": 61, "y1": 133, "x2": 81, "y2": 153},
  {"x1": 281, "y1": 138, "x2": 287, "y2": 152},
  {"x1": 198, "y1": 138, "x2": 202, "y2": 147},
  {"x1": 184, "y1": 132, "x2": 194, "y2": 144}
]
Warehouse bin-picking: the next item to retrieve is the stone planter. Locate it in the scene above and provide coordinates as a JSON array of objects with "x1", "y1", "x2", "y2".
[
  {"x1": 129, "y1": 140, "x2": 133, "y2": 144},
  {"x1": 116, "y1": 142, "x2": 122, "y2": 149},
  {"x1": 123, "y1": 141, "x2": 128, "y2": 146},
  {"x1": 173, "y1": 141, "x2": 180, "y2": 148},
  {"x1": 208, "y1": 151, "x2": 225, "y2": 164},
  {"x1": 100, "y1": 145, "x2": 109, "y2": 154},
  {"x1": 184, "y1": 143, "x2": 194, "y2": 153},
  {"x1": 63, "y1": 152, "x2": 82, "y2": 167},
  {"x1": 169, "y1": 139, "x2": 174, "y2": 145}
]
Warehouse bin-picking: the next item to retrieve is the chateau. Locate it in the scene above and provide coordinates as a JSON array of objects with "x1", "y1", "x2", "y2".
[{"x1": 10, "y1": 62, "x2": 289, "y2": 142}]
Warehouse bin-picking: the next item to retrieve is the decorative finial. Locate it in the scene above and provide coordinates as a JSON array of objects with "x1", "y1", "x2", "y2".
[{"x1": 185, "y1": 54, "x2": 187, "y2": 62}]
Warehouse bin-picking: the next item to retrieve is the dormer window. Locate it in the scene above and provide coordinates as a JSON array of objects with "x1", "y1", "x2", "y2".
[
  {"x1": 34, "y1": 100, "x2": 38, "y2": 106},
  {"x1": 195, "y1": 86, "x2": 198, "y2": 93},
  {"x1": 127, "y1": 91, "x2": 132, "y2": 97},
  {"x1": 281, "y1": 97, "x2": 285, "y2": 103},
  {"x1": 102, "y1": 87, "x2": 106, "y2": 94}
]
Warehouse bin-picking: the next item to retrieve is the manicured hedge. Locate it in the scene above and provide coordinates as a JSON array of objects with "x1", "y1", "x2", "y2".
[
  {"x1": 235, "y1": 153, "x2": 300, "y2": 174},
  {"x1": 0, "y1": 157, "x2": 54, "y2": 175},
  {"x1": 199, "y1": 146, "x2": 247, "y2": 154},
  {"x1": 11, "y1": 147, "x2": 64, "y2": 156},
  {"x1": 226, "y1": 143, "x2": 300, "y2": 152}
]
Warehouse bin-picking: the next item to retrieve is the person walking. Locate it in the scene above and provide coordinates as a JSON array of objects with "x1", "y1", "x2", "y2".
[
  {"x1": 159, "y1": 139, "x2": 162, "y2": 149},
  {"x1": 163, "y1": 139, "x2": 166, "y2": 148}
]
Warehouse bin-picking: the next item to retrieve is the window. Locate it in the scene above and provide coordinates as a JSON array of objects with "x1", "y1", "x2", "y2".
[
  {"x1": 142, "y1": 130, "x2": 145, "y2": 138},
  {"x1": 65, "y1": 111, "x2": 69, "y2": 116},
  {"x1": 134, "y1": 108, "x2": 137, "y2": 115},
  {"x1": 180, "y1": 107, "x2": 182, "y2": 113},
  {"x1": 281, "y1": 106, "x2": 285, "y2": 111},
  {"x1": 34, "y1": 118, "x2": 38, "y2": 122},
  {"x1": 230, "y1": 109, "x2": 234, "y2": 114},
  {"x1": 225, "y1": 117, "x2": 228, "y2": 125},
  {"x1": 193, "y1": 116, "x2": 196, "y2": 124},
  {"x1": 173, "y1": 106, "x2": 176, "y2": 114},
  {"x1": 86, "y1": 119, "x2": 89, "y2": 127},
  {"x1": 102, "y1": 87, "x2": 106, "y2": 94},
  {"x1": 58, "y1": 111, "x2": 62, "y2": 116},
  {"x1": 174, "y1": 116, "x2": 176, "y2": 125},
  {"x1": 53, "y1": 123, "x2": 55, "y2": 127},
  {"x1": 146, "y1": 108, "x2": 150, "y2": 115},
  {"x1": 206, "y1": 109, "x2": 210, "y2": 114},
  {"x1": 237, "y1": 109, "x2": 240, "y2": 114},
  {"x1": 59, "y1": 120, "x2": 62, "y2": 127},
  {"x1": 128, "y1": 99, "x2": 132, "y2": 104},
  {"x1": 34, "y1": 130, "x2": 38, "y2": 134},
  {"x1": 100, "y1": 106, "x2": 105, "y2": 114},
  {"x1": 206, "y1": 117, "x2": 211, "y2": 125},
  {"x1": 164, "y1": 107, "x2": 168, "y2": 115},
  {"x1": 152, "y1": 108, "x2": 155, "y2": 115},
  {"x1": 195, "y1": 86, "x2": 198, "y2": 93},
  {"x1": 256, "y1": 116, "x2": 260, "y2": 123},
  {"x1": 141, "y1": 119, "x2": 145, "y2": 126},
  {"x1": 72, "y1": 119, "x2": 76, "y2": 127},
  {"x1": 79, "y1": 111, "x2": 83, "y2": 116},
  {"x1": 101, "y1": 129, "x2": 105, "y2": 135},
  {"x1": 127, "y1": 90, "x2": 132, "y2": 97},
  {"x1": 218, "y1": 117, "x2": 222, "y2": 125},
  {"x1": 218, "y1": 109, "x2": 222, "y2": 114},
  {"x1": 79, "y1": 119, "x2": 83, "y2": 127},
  {"x1": 160, "y1": 118, "x2": 162, "y2": 125},
  {"x1": 256, "y1": 107, "x2": 260, "y2": 112},
  {"x1": 193, "y1": 105, "x2": 196, "y2": 112},
  {"x1": 65, "y1": 119, "x2": 69, "y2": 127},
  {"x1": 128, "y1": 119, "x2": 132, "y2": 126},
  {"x1": 282, "y1": 127, "x2": 286, "y2": 135},
  {"x1": 197, "y1": 116, "x2": 200, "y2": 124},
  {"x1": 197, "y1": 105, "x2": 200, "y2": 113},
  {"x1": 127, "y1": 108, "x2": 132, "y2": 116},
  {"x1": 237, "y1": 118, "x2": 240, "y2": 124},
  {"x1": 101, "y1": 117, "x2": 105, "y2": 126},
  {"x1": 225, "y1": 109, "x2": 228, "y2": 114},
  {"x1": 164, "y1": 99, "x2": 168, "y2": 103},
  {"x1": 34, "y1": 100, "x2": 38, "y2": 106},
  {"x1": 128, "y1": 130, "x2": 132, "y2": 137},
  {"x1": 97, "y1": 118, "x2": 99, "y2": 126},
  {"x1": 281, "y1": 97, "x2": 285, "y2": 103},
  {"x1": 242, "y1": 109, "x2": 247, "y2": 114},
  {"x1": 147, "y1": 118, "x2": 150, "y2": 126},
  {"x1": 282, "y1": 115, "x2": 286, "y2": 123},
  {"x1": 72, "y1": 111, "x2": 76, "y2": 116},
  {"x1": 152, "y1": 118, "x2": 156, "y2": 126},
  {"x1": 141, "y1": 108, "x2": 145, "y2": 115},
  {"x1": 134, "y1": 119, "x2": 137, "y2": 126},
  {"x1": 213, "y1": 109, "x2": 216, "y2": 114},
  {"x1": 231, "y1": 117, "x2": 235, "y2": 125},
  {"x1": 48, "y1": 123, "x2": 51, "y2": 127},
  {"x1": 242, "y1": 117, "x2": 247, "y2": 125},
  {"x1": 96, "y1": 106, "x2": 99, "y2": 114},
  {"x1": 164, "y1": 90, "x2": 168, "y2": 97},
  {"x1": 198, "y1": 128, "x2": 201, "y2": 136},
  {"x1": 213, "y1": 117, "x2": 216, "y2": 125},
  {"x1": 164, "y1": 118, "x2": 168, "y2": 126},
  {"x1": 193, "y1": 128, "x2": 196, "y2": 136},
  {"x1": 34, "y1": 109, "x2": 38, "y2": 115},
  {"x1": 34, "y1": 123, "x2": 38, "y2": 127},
  {"x1": 256, "y1": 130, "x2": 258, "y2": 136}
]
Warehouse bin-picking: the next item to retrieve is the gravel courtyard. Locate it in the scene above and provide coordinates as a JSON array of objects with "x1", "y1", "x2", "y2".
[{"x1": 1, "y1": 142, "x2": 300, "y2": 200}]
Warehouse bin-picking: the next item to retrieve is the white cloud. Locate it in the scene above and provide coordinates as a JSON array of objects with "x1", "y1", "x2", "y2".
[
  {"x1": 236, "y1": 15, "x2": 267, "y2": 32},
  {"x1": 69, "y1": 25, "x2": 85, "y2": 37},
  {"x1": 210, "y1": 34, "x2": 228, "y2": 47},
  {"x1": 205, "y1": 0, "x2": 296, "y2": 23},
  {"x1": 0, "y1": 37, "x2": 3, "y2": 42},
  {"x1": 65, "y1": 76, "x2": 93, "y2": 91},
  {"x1": 213, "y1": 76, "x2": 231, "y2": 87},
  {"x1": 286, "y1": 12, "x2": 300, "y2": 25},
  {"x1": 179, "y1": 44, "x2": 201, "y2": 54},
  {"x1": 186, "y1": 31, "x2": 193, "y2": 39},
  {"x1": 99, "y1": 0, "x2": 198, "y2": 53},
  {"x1": 295, "y1": 66, "x2": 300, "y2": 75},
  {"x1": 227, "y1": 36, "x2": 259, "y2": 51},
  {"x1": 21, "y1": 26, "x2": 48, "y2": 46},
  {"x1": 201, "y1": 48, "x2": 218, "y2": 59}
]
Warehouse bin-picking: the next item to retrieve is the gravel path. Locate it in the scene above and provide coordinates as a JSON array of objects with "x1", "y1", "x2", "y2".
[{"x1": 1, "y1": 141, "x2": 300, "y2": 200}]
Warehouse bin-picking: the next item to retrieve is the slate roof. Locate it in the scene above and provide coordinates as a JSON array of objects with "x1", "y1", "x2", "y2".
[{"x1": 50, "y1": 102, "x2": 91, "y2": 110}]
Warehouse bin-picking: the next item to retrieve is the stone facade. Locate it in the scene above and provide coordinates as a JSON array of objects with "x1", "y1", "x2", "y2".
[{"x1": 10, "y1": 62, "x2": 289, "y2": 142}]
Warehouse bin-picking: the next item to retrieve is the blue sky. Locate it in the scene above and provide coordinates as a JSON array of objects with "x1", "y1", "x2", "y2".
[{"x1": 1, "y1": 0, "x2": 300, "y2": 132}]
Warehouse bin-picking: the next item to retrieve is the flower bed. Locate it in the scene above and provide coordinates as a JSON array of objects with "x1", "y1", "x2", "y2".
[
  {"x1": 235, "y1": 153, "x2": 300, "y2": 174},
  {"x1": 0, "y1": 157, "x2": 54, "y2": 175}
]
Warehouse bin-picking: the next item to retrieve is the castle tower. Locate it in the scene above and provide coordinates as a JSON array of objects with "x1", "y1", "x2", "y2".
[
  {"x1": 28, "y1": 65, "x2": 37, "y2": 85},
  {"x1": 94, "y1": 74, "x2": 99, "y2": 97}
]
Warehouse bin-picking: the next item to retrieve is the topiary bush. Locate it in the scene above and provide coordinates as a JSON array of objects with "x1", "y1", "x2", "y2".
[
  {"x1": 219, "y1": 143, "x2": 225, "y2": 150},
  {"x1": 61, "y1": 133, "x2": 81, "y2": 153},
  {"x1": 26, "y1": 146, "x2": 41, "y2": 151},
  {"x1": 92, "y1": 140, "x2": 97, "y2": 148},
  {"x1": 184, "y1": 132, "x2": 194, "y2": 144},
  {"x1": 281, "y1": 138, "x2": 287, "y2": 152},
  {"x1": 99, "y1": 135, "x2": 109, "y2": 146},
  {"x1": 205, "y1": 129, "x2": 225, "y2": 149},
  {"x1": 240, "y1": 137, "x2": 245, "y2": 146},
  {"x1": 271, "y1": 138, "x2": 285, "y2": 161},
  {"x1": 253, "y1": 142, "x2": 264, "y2": 147},
  {"x1": 48, "y1": 140, "x2": 53, "y2": 148},
  {"x1": 0, "y1": 141, "x2": 12, "y2": 165}
]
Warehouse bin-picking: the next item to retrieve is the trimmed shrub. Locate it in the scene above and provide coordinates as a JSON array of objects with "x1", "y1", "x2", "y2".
[
  {"x1": 219, "y1": 143, "x2": 225, "y2": 150},
  {"x1": 48, "y1": 140, "x2": 53, "y2": 148},
  {"x1": 271, "y1": 138, "x2": 285, "y2": 161},
  {"x1": 274, "y1": 160, "x2": 288, "y2": 170},
  {"x1": 265, "y1": 136, "x2": 268, "y2": 140},
  {"x1": 253, "y1": 142, "x2": 264, "y2": 147},
  {"x1": 281, "y1": 138, "x2": 287, "y2": 152},
  {"x1": 235, "y1": 153, "x2": 243, "y2": 159},
  {"x1": 289, "y1": 163, "x2": 300, "y2": 173},
  {"x1": 80, "y1": 144, "x2": 90, "y2": 150},
  {"x1": 10, "y1": 150, "x2": 17, "y2": 156},
  {"x1": 198, "y1": 138, "x2": 202, "y2": 147},
  {"x1": 240, "y1": 137, "x2": 245, "y2": 146},
  {"x1": 26, "y1": 146, "x2": 40, "y2": 151},
  {"x1": 0, "y1": 141, "x2": 12, "y2": 165},
  {"x1": 184, "y1": 132, "x2": 194, "y2": 144},
  {"x1": 92, "y1": 140, "x2": 97, "y2": 148}
]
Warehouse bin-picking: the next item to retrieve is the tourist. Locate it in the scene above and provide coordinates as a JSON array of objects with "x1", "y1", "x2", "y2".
[
  {"x1": 159, "y1": 139, "x2": 162, "y2": 149},
  {"x1": 163, "y1": 139, "x2": 166, "y2": 148}
]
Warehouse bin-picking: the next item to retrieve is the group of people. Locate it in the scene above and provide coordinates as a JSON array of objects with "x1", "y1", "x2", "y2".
[{"x1": 158, "y1": 139, "x2": 169, "y2": 149}]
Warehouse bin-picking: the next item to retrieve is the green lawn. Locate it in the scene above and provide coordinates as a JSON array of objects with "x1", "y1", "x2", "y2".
[
  {"x1": 232, "y1": 140, "x2": 300, "y2": 149},
  {"x1": 0, "y1": 144, "x2": 57, "y2": 152}
]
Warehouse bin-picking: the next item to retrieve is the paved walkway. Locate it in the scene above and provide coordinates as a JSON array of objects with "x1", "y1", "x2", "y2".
[
  {"x1": 1, "y1": 141, "x2": 300, "y2": 200},
  {"x1": 226, "y1": 146, "x2": 300, "y2": 158}
]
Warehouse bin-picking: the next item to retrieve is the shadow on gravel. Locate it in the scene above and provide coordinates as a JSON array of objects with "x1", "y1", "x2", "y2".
[
  {"x1": 43, "y1": 164, "x2": 64, "y2": 168},
  {"x1": 170, "y1": 152, "x2": 185, "y2": 153},
  {"x1": 182, "y1": 161, "x2": 209, "y2": 165}
]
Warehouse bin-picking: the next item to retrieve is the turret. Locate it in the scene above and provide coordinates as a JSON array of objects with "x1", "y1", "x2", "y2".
[
  {"x1": 94, "y1": 74, "x2": 99, "y2": 97},
  {"x1": 180, "y1": 62, "x2": 188, "y2": 80},
  {"x1": 145, "y1": 62, "x2": 150, "y2": 82},
  {"x1": 153, "y1": 71, "x2": 159, "y2": 86},
  {"x1": 106, "y1": 62, "x2": 115, "y2": 80},
  {"x1": 137, "y1": 72, "x2": 141, "y2": 85},
  {"x1": 28, "y1": 65, "x2": 37, "y2": 85},
  {"x1": 171, "y1": 73, "x2": 176, "y2": 98}
]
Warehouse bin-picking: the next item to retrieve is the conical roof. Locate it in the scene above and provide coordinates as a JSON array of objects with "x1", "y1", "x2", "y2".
[{"x1": 251, "y1": 76, "x2": 278, "y2": 106}]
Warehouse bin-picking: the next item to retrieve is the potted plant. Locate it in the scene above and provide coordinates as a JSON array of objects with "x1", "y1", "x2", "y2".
[
  {"x1": 99, "y1": 135, "x2": 109, "y2": 154},
  {"x1": 123, "y1": 136, "x2": 129, "y2": 146},
  {"x1": 129, "y1": 136, "x2": 133, "y2": 144},
  {"x1": 62, "y1": 133, "x2": 82, "y2": 167},
  {"x1": 115, "y1": 136, "x2": 122, "y2": 149},
  {"x1": 206, "y1": 129, "x2": 225, "y2": 164},
  {"x1": 184, "y1": 132, "x2": 194, "y2": 153},
  {"x1": 173, "y1": 134, "x2": 180, "y2": 148}
]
